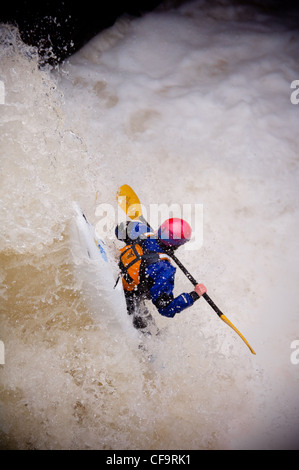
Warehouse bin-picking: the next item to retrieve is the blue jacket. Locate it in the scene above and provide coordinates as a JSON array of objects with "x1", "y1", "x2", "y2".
[{"x1": 136, "y1": 232, "x2": 198, "y2": 318}]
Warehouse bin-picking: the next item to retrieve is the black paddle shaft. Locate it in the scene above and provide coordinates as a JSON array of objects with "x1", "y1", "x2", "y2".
[{"x1": 170, "y1": 253, "x2": 224, "y2": 318}]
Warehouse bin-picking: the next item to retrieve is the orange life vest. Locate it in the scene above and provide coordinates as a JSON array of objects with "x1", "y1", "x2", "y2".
[{"x1": 119, "y1": 242, "x2": 170, "y2": 292}]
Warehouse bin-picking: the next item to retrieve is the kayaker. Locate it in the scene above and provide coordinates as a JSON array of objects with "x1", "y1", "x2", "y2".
[{"x1": 115, "y1": 218, "x2": 207, "y2": 334}]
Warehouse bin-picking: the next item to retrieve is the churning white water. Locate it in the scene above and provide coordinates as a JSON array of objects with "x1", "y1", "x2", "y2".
[{"x1": 1, "y1": 0, "x2": 299, "y2": 450}]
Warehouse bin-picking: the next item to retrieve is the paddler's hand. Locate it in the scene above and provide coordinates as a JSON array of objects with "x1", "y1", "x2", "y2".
[{"x1": 194, "y1": 283, "x2": 207, "y2": 297}]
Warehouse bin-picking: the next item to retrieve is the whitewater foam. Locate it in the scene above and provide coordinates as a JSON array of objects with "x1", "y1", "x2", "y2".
[{"x1": 1, "y1": 1, "x2": 299, "y2": 449}]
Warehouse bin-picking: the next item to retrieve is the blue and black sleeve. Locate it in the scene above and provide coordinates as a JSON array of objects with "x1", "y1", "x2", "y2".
[{"x1": 146, "y1": 261, "x2": 200, "y2": 318}]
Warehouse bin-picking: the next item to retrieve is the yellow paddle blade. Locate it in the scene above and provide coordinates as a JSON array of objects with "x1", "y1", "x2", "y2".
[
  {"x1": 220, "y1": 314, "x2": 256, "y2": 355},
  {"x1": 117, "y1": 184, "x2": 143, "y2": 220}
]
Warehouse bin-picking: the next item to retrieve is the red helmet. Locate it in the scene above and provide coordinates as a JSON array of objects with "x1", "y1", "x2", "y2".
[{"x1": 158, "y1": 218, "x2": 192, "y2": 247}]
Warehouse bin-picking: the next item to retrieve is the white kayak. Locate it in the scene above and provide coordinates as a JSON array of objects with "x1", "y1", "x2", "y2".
[{"x1": 70, "y1": 202, "x2": 137, "y2": 337}]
